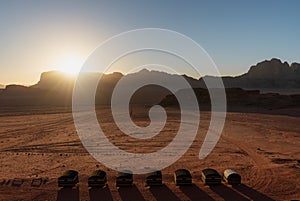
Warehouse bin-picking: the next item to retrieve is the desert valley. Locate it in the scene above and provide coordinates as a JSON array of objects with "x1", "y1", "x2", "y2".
[{"x1": 0, "y1": 59, "x2": 300, "y2": 201}]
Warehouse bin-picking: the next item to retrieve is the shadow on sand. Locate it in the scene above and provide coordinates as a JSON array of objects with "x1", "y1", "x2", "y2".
[
  {"x1": 180, "y1": 184, "x2": 215, "y2": 201},
  {"x1": 89, "y1": 186, "x2": 113, "y2": 201},
  {"x1": 149, "y1": 184, "x2": 181, "y2": 201},
  {"x1": 210, "y1": 184, "x2": 250, "y2": 201},
  {"x1": 233, "y1": 184, "x2": 275, "y2": 201},
  {"x1": 56, "y1": 187, "x2": 79, "y2": 201},
  {"x1": 118, "y1": 184, "x2": 146, "y2": 201}
]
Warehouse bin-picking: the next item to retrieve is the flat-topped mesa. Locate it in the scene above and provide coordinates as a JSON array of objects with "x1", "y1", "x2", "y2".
[{"x1": 32, "y1": 71, "x2": 76, "y2": 90}]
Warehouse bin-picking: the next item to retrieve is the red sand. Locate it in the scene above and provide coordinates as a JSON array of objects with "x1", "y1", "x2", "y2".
[{"x1": 0, "y1": 107, "x2": 299, "y2": 201}]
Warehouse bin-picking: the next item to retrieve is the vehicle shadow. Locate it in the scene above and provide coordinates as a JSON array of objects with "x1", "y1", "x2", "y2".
[
  {"x1": 56, "y1": 186, "x2": 79, "y2": 201},
  {"x1": 149, "y1": 184, "x2": 181, "y2": 201},
  {"x1": 210, "y1": 184, "x2": 250, "y2": 201},
  {"x1": 233, "y1": 184, "x2": 275, "y2": 201},
  {"x1": 118, "y1": 184, "x2": 146, "y2": 201},
  {"x1": 180, "y1": 184, "x2": 215, "y2": 201},
  {"x1": 89, "y1": 186, "x2": 113, "y2": 201}
]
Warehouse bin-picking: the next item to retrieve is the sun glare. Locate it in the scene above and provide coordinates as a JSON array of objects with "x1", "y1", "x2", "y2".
[{"x1": 58, "y1": 56, "x2": 84, "y2": 76}]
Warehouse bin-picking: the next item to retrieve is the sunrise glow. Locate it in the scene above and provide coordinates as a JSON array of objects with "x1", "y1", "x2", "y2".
[{"x1": 58, "y1": 56, "x2": 84, "y2": 75}]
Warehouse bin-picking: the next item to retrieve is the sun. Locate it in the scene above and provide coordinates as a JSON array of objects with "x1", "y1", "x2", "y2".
[{"x1": 58, "y1": 56, "x2": 84, "y2": 75}]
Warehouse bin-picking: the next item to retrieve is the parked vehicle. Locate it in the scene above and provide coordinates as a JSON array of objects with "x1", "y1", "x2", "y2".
[
  {"x1": 223, "y1": 169, "x2": 241, "y2": 185},
  {"x1": 58, "y1": 170, "x2": 79, "y2": 188},
  {"x1": 297, "y1": 160, "x2": 300, "y2": 168},
  {"x1": 88, "y1": 170, "x2": 107, "y2": 188},
  {"x1": 174, "y1": 169, "x2": 192, "y2": 186},
  {"x1": 116, "y1": 170, "x2": 133, "y2": 187},
  {"x1": 146, "y1": 171, "x2": 162, "y2": 187},
  {"x1": 201, "y1": 168, "x2": 221, "y2": 185}
]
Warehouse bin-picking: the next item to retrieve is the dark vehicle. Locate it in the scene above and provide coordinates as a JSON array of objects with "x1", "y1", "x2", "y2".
[
  {"x1": 58, "y1": 170, "x2": 79, "y2": 188},
  {"x1": 297, "y1": 160, "x2": 300, "y2": 168},
  {"x1": 201, "y1": 168, "x2": 221, "y2": 185},
  {"x1": 88, "y1": 170, "x2": 107, "y2": 188},
  {"x1": 146, "y1": 171, "x2": 162, "y2": 187},
  {"x1": 223, "y1": 169, "x2": 241, "y2": 185},
  {"x1": 116, "y1": 170, "x2": 133, "y2": 187},
  {"x1": 174, "y1": 169, "x2": 192, "y2": 186}
]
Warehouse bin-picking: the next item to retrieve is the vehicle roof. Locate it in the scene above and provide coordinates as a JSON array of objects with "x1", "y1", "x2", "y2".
[
  {"x1": 146, "y1": 171, "x2": 162, "y2": 177},
  {"x1": 61, "y1": 170, "x2": 78, "y2": 177},
  {"x1": 117, "y1": 170, "x2": 133, "y2": 177},
  {"x1": 223, "y1": 169, "x2": 241, "y2": 178},
  {"x1": 91, "y1": 170, "x2": 106, "y2": 177},
  {"x1": 202, "y1": 168, "x2": 220, "y2": 176},
  {"x1": 175, "y1": 169, "x2": 192, "y2": 177}
]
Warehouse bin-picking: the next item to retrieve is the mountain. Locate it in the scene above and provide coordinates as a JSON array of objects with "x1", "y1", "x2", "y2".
[
  {"x1": 160, "y1": 87, "x2": 300, "y2": 112},
  {"x1": 0, "y1": 58, "x2": 300, "y2": 108},
  {"x1": 244, "y1": 58, "x2": 300, "y2": 79},
  {"x1": 24, "y1": 58, "x2": 300, "y2": 94},
  {"x1": 201, "y1": 58, "x2": 300, "y2": 91},
  {"x1": 32, "y1": 71, "x2": 76, "y2": 91},
  {"x1": 30, "y1": 69, "x2": 200, "y2": 106},
  {"x1": 110, "y1": 69, "x2": 201, "y2": 105}
]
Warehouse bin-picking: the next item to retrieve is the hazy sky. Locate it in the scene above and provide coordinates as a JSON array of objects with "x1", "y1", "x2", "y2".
[{"x1": 1, "y1": 0, "x2": 300, "y2": 85}]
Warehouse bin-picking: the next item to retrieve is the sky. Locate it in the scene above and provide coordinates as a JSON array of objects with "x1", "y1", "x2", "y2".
[{"x1": 0, "y1": 0, "x2": 300, "y2": 85}]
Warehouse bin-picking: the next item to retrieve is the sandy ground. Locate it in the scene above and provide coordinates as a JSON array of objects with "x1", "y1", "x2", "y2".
[{"x1": 0, "y1": 107, "x2": 299, "y2": 201}]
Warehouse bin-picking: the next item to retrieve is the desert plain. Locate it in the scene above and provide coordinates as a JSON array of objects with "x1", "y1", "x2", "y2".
[{"x1": 0, "y1": 106, "x2": 299, "y2": 201}]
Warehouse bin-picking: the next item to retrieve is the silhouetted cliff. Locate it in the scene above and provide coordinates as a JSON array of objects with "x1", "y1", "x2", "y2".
[
  {"x1": 201, "y1": 58, "x2": 300, "y2": 90},
  {"x1": 0, "y1": 58, "x2": 300, "y2": 108}
]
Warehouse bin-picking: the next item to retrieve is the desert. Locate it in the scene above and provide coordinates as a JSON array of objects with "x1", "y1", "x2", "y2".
[
  {"x1": 1, "y1": 58, "x2": 300, "y2": 200},
  {"x1": 0, "y1": 105, "x2": 299, "y2": 201},
  {"x1": 1, "y1": 1, "x2": 300, "y2": 200}
]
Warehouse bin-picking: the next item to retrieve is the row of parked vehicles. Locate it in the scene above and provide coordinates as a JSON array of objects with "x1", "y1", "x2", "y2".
[{"x1": 58, "y1": 168, "x2": 241, "y2": 188}]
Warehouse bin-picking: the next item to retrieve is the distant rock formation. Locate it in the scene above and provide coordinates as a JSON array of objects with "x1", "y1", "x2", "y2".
[
  {"x1": 0, "y1": 58, "x2": 300, "y2": 107},
  {"x1": 0, "y1": 84, "x2": 4, "y2": 89},
  {"x1": 13, "y1": 58, "x2": 300, "y2": 94},
  {"x1": 32, "y1": 71, "x2": 75, "y2": 90},
  {"x1": 200, "y1": 58, "x2": 300, "y2": 90},
  {"x1": 159, "y1": 87, "x2": 300, "y2": 111},
  {"x1": 245, "y1": 58, "x2": 300, "y2": 79},
  {"x1": 28, "y1": 70, "x2": 198, "y2": 106}
]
